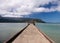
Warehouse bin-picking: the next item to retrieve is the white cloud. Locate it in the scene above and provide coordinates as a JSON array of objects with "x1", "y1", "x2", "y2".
[
  {"x1": 0, "y1": 0, "x2": 60, "y2": 17},
  {"x1": 56, "y1": 6, "x2": 60, "y2": 11}
]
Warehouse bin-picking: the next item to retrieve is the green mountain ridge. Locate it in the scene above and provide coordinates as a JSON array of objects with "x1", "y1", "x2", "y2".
[{"x1": 0, "y1": 16, "x2": 45, "y2": 23}]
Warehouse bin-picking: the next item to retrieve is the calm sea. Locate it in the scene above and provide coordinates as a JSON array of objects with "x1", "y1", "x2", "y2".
[
  {"x1": 0, "y1": 23, "x2": 27, "y2": 43},
  {"x1": 36, "y1": 23, "x2": 60, "y2": 43},
  {"x1": 0, "y1": 23, "x2": 60, "y2": 43}
]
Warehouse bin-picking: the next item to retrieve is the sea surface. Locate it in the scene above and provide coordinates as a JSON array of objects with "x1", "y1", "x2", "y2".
[
  {"x1": 36, "y1": 23, "x2": 60, "y2": 43},
  {"x1": 0, "y1": 23, "x2": 27, "y2": 43},
  {"x1": 0, "y1": 23, "x2": 60, "y2": 43}
]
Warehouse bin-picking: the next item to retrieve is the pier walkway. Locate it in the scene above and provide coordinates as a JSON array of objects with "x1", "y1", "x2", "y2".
[{"x1": 5, "y1": 24, "x2": 54, "y2": 43}]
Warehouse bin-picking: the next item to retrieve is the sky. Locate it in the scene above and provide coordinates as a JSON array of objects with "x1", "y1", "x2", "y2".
[{"x1": 0, "y1": 0, "x2": 60, "y2": 23}]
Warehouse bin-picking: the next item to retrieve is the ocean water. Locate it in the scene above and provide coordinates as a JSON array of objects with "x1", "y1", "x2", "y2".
[
  {"x1": 0, "y1": 23, "x2": 27, "y2": 43},
  {"x1": 36, "y1": 23, "x2": 60, "y2": 43},
  {"x1": 0, "y1": 23, "x2": 60, "y2": 43}
]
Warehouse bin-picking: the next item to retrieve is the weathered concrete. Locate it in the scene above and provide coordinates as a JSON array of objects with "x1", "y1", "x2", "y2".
[{"x1": 12, "y1": 24, "x2": 54, "y2": 43}]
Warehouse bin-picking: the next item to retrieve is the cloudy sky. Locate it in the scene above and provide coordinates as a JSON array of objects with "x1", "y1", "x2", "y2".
[{"x1": 0, "y1": 0, "x2": 60, "y2": 22}]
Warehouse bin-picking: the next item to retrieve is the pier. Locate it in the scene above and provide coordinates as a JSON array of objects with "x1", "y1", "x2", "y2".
[{"x1": 5, "y1": 23, "x2": 54, "y2": 43}]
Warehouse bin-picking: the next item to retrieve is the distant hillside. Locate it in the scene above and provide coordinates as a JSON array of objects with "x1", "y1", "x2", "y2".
[{"x1": 0, "y1": 16, "x2": 45, "y2": 23}]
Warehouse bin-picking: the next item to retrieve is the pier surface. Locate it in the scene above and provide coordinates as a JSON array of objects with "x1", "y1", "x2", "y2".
[{"x1": 5, "y1": 24, "x2": 54, "y2": 43}]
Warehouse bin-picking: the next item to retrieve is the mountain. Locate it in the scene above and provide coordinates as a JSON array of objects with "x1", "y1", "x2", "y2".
[{"x1": 0, "y1": 16, "x2": 45, "y2": 23}]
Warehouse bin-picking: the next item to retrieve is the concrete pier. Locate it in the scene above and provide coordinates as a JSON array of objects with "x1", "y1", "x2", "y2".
[{"x1": 5, "y1": 24, "x2": 54, "y2": 43}]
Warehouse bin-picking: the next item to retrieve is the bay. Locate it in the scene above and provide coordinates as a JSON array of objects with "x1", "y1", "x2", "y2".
[
  {"x1": 0, "y1": 23, "x2": 27, "y2": 43},
  {"x1": 36, "y1": 23, "x2": 60, "y2": 43}
]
